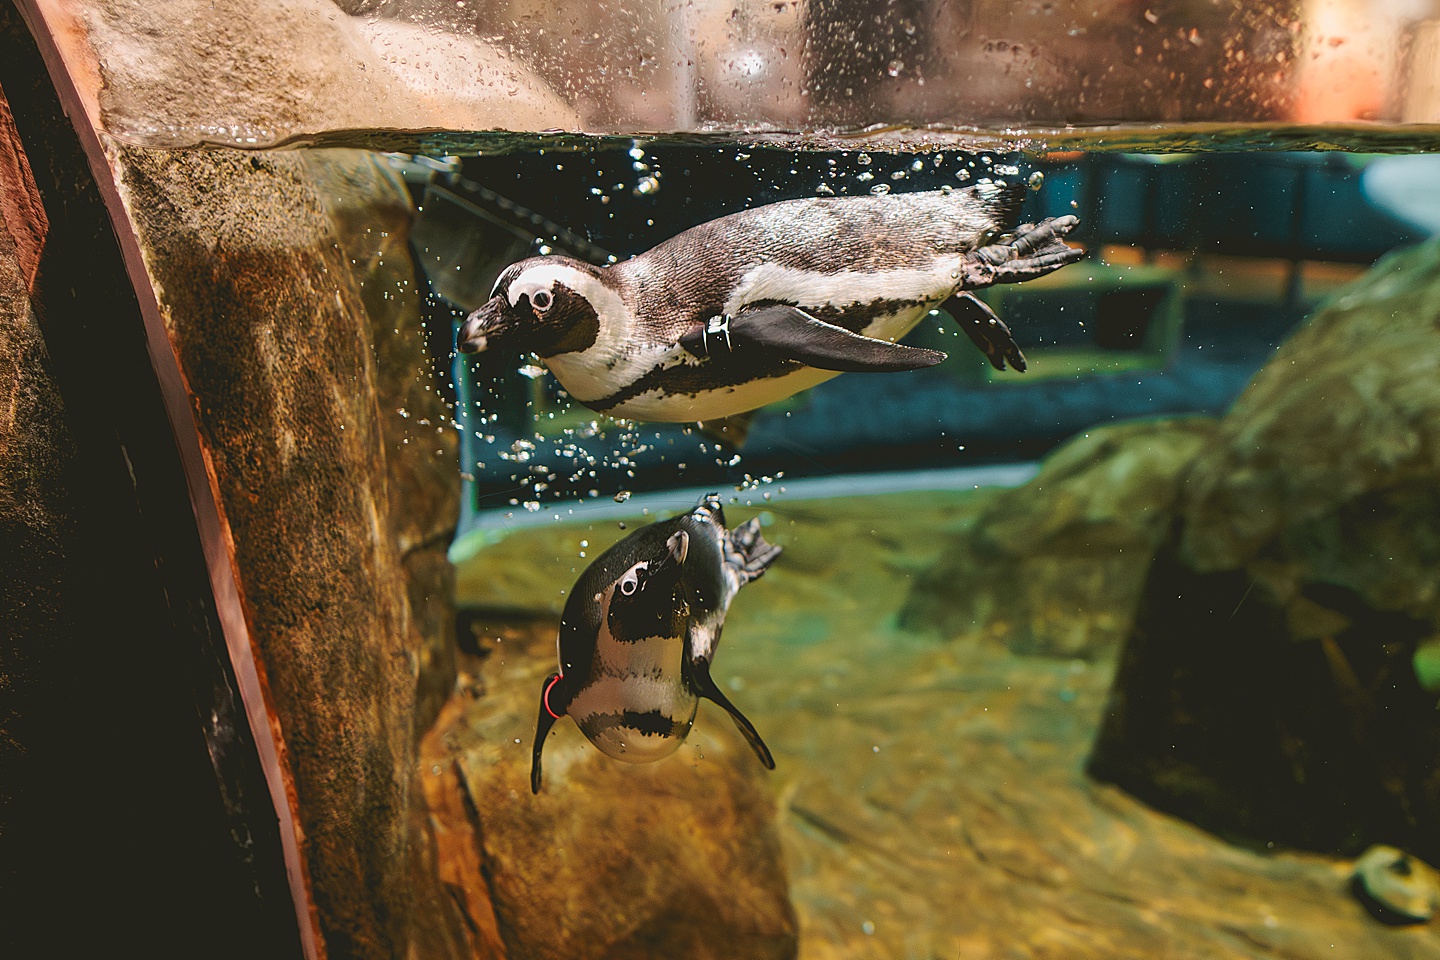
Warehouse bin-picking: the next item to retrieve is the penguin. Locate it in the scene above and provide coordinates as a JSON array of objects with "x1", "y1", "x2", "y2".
[
  {"x1": 456, "y1": 180, "x2": 1084, "y2": 423},
  {"x1": 531, "y1": 494, "x2": 780, "y2": 793}
]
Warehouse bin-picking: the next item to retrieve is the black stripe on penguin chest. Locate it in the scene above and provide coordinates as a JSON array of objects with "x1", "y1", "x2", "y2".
[
  {"x1": 583, "y1": 708, "x2": 690, "y2": 740},
  {"x1": 594, "y1": 295, "x2": 929, "y2": 410}
]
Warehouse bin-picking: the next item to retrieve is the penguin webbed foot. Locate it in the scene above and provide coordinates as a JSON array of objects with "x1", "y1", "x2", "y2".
[
  {"x1": 728, "y1": 517, "x2": 783, "y2": 584},
  {"x1": 680, "y1": 304, "x2": 946, "y2": 374},
  {"x1": 960, "y1": 215, "x2": 1084, "y2": 290},
  {"x1": 531, "y1": 672, "x2": 563, "y2": 794},
  {"x1": 941, "y1": 293, "x2": 1027, "y2": 373},
  {"x1": 687, "y1": 656, "x2": 775, "y2": 770}
]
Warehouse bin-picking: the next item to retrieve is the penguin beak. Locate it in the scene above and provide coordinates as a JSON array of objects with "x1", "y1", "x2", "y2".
[{"x1": 456, "y1": 297, "x2": 515, "y2": 354}]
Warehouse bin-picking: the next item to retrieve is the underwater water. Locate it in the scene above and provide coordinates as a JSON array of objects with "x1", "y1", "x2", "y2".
[
  {"x1": 409, "y1": 135, "x2": 1440, "y2": 959},
  {"x1": 13, "y1": 1, "x2": 1440, "y2": 956}
]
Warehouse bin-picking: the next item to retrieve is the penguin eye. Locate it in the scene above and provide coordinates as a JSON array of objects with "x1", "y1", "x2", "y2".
[
  {"x1": 531, "y1": 289, "x2": 553, "y2": 312},
  {"x1": 618, "y1": 562, "x2": 647, "y2": 596}
]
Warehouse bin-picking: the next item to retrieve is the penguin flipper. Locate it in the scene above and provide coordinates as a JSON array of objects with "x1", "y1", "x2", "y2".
[
  {"x1": 941, "y1": 293, "x2": 1027, "y2": 373},
  {"x1": 686, "y1": 655, "x2": 775, "y2": 770},
  {"x1": 684, "y1": 304, "x2": 946, "y2": 373},
  {"x1": 531, "y1": 672, "x2": 563, "y2": 794}
]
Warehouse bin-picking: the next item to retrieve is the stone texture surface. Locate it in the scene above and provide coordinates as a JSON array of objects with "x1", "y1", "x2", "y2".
[
  {"x1": 1092, "y1": 238, "x2": 1440, "y2": 864},
  {"x1": 74, "y1": 0, "x2": 581, "y2": 147},
  {"x1": 424, "y1": 618, "x2": 799, "y2": 960},
  {"x1": 899, "y1": 417, "x2": 1218, "y2": 659},
  {"x1": 454, "y1": 493, "x2": 1440, "y2": 959},
  {"x1": 112, "y1": 146, "x2": 464, "y2": 958},
  {"x1": 0, "y1": 119, "x2": 72, "y2": 826},
  {"x1": 313, "y1": 156, "x2": 461, "y2": 739}
]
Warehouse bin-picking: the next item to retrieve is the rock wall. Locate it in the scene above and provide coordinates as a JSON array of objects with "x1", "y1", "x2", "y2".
[
  {"x1": 0, "y1": 86, "x2": 74, "y2": 873},
  {"x1": 899, "y1": 416, "x2": 1217, "y2": 660},
  {"x1": 112, "y1": 147, "x2": 466, "y2": 957},
  {"x1": 1091, "y1": 237, "x2": 1440, "y2": 862},
  {"x1": 1, "y1": 37, "x2": 302, "y2": 953}
]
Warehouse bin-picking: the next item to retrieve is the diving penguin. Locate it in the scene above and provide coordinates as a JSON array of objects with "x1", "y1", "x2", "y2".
[
  {"x1": 456, "y1": 181, "x2": 1084, "y2": 423},
  {"x1": 531, "y1": 494, "x2": 780, "y2": 793}
]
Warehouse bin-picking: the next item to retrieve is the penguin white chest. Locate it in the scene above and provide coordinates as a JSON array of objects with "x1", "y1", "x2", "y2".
[
  {"x1": 568, "y1": 632, "x2": 700, "y2": 763},
  {"x1": 605, "y1": 300, "x2": 939, "y2": 422}
]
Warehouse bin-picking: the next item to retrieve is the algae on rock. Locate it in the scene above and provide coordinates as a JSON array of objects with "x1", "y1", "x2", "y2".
[
  {"x1": 1091, "y1": 236, "x2": 1440, "y2": 863},
  {"x1": 900, "y1": 416, "x2": 1217, "y2": 660},
  {"x1": 426, "y1": 618, "x2": 800, "y2": 960},
  {"x1": 113, "y1": 147, "x2": 468, "y2": 957}
]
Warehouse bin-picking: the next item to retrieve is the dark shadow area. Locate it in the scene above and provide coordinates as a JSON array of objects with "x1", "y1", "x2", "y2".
[{"x1": 0, "y1": 9, "x2": 300, "y2": 956}]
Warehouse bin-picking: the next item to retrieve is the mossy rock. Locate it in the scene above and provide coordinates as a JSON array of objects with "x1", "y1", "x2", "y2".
[
  {"x1": 899, "y1": 415, "x2": 1217, "y2": 659},
  {"x1": 1092, "y1": 237, "x2": 1440, "y2": 863}
]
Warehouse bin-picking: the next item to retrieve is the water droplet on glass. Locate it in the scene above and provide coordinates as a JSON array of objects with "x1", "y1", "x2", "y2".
[
  {"x1": 856, "y1": 152, "x2": 872, "y2": 165},
  {"x1": 1028, "y1": 171, "x2": 1045, "y2": 190},
  {"x1": 816, "y1": 183, "x2": 835, "y2": 195},
  {"x1": 870, "y1": 183, "x2": 892, "y2": 196},
  {"x1": 613, "y1": 490, "x2": 632, "y2": 503},
  {"x1": 886, "y1": 60, "x2": 904, "y2": 77},
  {"x1": 634, "y1": 176, "x2": 660, "y2": 196},
  {"x1": 518, "y1": 363, "x2": 546, "y2": 379},
  {"x1": 856, "y1": 171, "x2": 874, "y2": 182}
]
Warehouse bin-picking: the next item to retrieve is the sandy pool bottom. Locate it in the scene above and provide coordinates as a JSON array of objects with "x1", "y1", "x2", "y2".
[{"x1": 452, "y1": 491, "x2": 1440, "y2": 960}]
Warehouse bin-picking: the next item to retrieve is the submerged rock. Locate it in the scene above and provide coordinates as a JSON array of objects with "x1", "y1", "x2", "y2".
[
  {"x1": 1352, "y1": 845, "x2": 1439, "y2": 924},
  {"x1": 453, "y1": 498, "x2": 1440, "y2": 960},
  {"x1": 425, "y1": 618, "x2": 799, "y2": 960},
  {"x1": 1091, "y1": 237, "x2": 1440, "y2": 863},
  {"x1": 899, "y1": 416, "x2": 1217, "y2": 659},
  {"x1": 114, "y1": 147, "x2": 464, "y2": 957}
]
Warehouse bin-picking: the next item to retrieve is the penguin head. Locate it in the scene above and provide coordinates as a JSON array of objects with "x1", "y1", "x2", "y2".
[
  {"x1": 602, "y1": 529, "x2": 690, "y2": 644},
  {"x1": 456, "y1": 257, "x2": 608, "y2": 358}
]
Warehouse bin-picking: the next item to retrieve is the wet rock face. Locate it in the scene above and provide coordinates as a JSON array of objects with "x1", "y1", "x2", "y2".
[
  {"x1": 1091, "y1": 238, "x2": 1440, "y2": 863},
  {"x1": 0, "y1": 130, "x2": 72, "y2": 830},
  {"x1": 80, "y1": 0, "x2": 582, "y2": 147},
  {"x1": 899, "y1": 417, "x2": 1217, "y2": 659},
  {"x1": 425, "y1": 619, "x2": 799, "y2": 960},
  {"x1": 113, "y1": 147, "x2": 461, "y2": 956}
]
